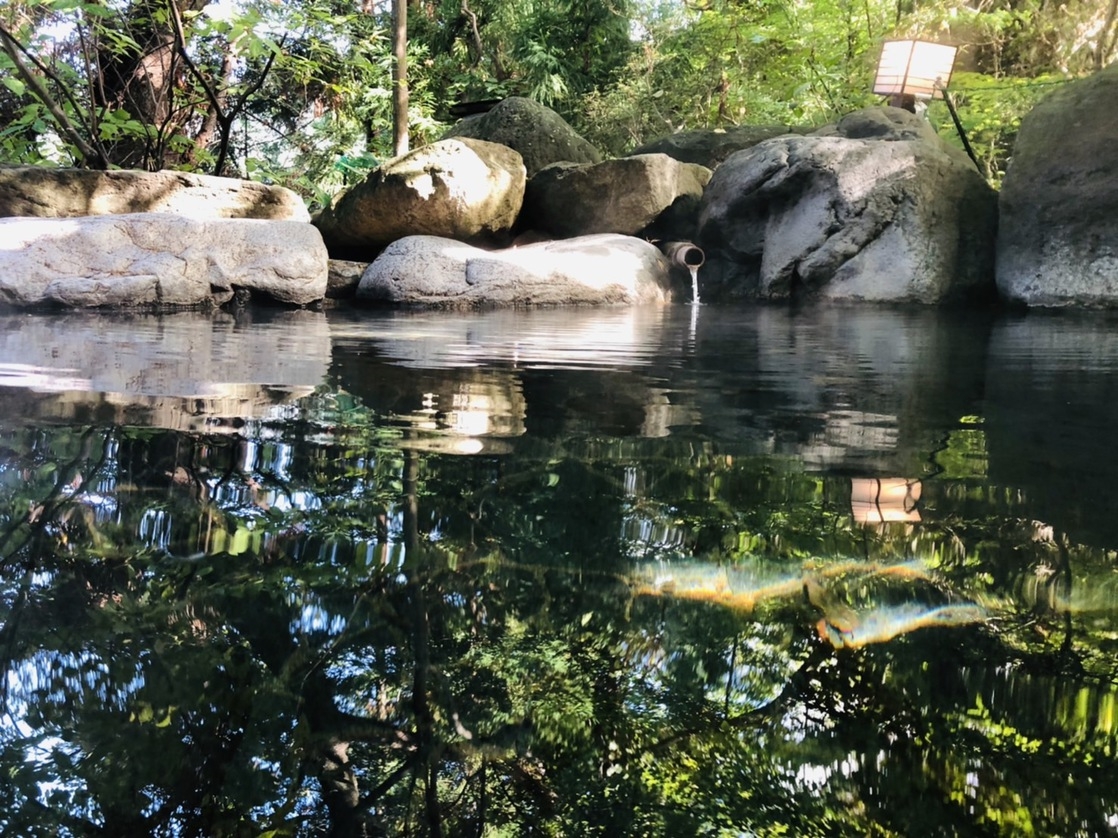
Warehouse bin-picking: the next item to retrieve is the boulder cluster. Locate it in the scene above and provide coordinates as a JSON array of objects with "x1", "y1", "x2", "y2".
[{"x1": 2, "y1": 64, "x2": 1117, "y2": 310}]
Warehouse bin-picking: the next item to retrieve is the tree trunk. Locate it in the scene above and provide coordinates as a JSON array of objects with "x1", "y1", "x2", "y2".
[{"x1": 392, "y1": 0, "x2": 409, "y2": 157}]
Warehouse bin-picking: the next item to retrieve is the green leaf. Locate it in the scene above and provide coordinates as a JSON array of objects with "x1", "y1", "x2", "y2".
[{"x1": 2, "y1": 77, "x2": 26, "y2": 97}]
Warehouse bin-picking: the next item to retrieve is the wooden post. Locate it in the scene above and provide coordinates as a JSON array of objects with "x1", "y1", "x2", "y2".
[
  {"x1": 887, "y1": 92, "x2": 917, "y2": 112},
  {"x1": 937, "y1": 83, "x2": 982, "y2": 174}
]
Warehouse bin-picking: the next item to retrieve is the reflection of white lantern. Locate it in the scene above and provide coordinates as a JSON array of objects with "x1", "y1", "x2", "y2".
[
  {"x1": 851, "y1": 477, "x2": 921, "y2": 524},
  {"x1": 873, "y1": 40, "x2": 958, "y2": 104}
]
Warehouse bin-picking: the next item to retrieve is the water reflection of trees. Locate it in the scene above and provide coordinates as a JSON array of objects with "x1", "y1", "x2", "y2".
[{"x1": 2, "y1": 402, "x2": 1118, "y2": 836}]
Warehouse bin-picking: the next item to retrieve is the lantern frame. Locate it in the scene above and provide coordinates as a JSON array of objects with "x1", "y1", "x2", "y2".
[{"x1": 873, "y1": 40, "x2": 958, "y2": 101}]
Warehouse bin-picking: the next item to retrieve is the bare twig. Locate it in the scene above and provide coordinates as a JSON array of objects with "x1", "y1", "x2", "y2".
[
  {"x1": 166, "y1": 0, "x2": 284, "y2": 174},
  {"x1": 74, "y1": 16, "x2": 104, "y2": 156}
]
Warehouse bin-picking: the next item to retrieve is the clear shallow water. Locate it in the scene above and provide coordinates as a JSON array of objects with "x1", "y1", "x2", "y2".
[{"x1": 2, "y1": 304, "x2": 1118, "y2": 836}]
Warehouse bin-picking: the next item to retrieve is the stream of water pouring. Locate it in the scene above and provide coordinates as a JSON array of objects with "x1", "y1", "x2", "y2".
[{"x1": 690, "y1": 266, "x2": 700, "y2": 305}]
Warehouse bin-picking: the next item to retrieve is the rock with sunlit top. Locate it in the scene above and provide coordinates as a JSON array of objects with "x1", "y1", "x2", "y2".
[
  {"x1": 0, "y1": 166, "x2": 310, "y2": 221},
  {"x1": 0, "y1": 213, "x2": 328, "y2": 308},
  {"x1": 314, "y1": 138, "x2": 526, "y2": 258},
  {"x1": 442, "y1": 96, "x2": 603, "y2": 177}
]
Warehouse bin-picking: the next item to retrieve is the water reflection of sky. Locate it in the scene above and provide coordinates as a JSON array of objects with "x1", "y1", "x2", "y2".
[
  {"x1": 332, "y1": 307, "x2": 672, "y2": 370},
  {"x1": 3, "y1": 303, "x2": 1118, "y2": 564}
]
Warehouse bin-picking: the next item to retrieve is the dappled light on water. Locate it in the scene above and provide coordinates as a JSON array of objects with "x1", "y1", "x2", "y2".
[
  {"x1": 634, "y1": 557, "x2": 987, "y2": 648},
  {"x1": 815, "y1": 602, "x2": 987, "y2": 648}
]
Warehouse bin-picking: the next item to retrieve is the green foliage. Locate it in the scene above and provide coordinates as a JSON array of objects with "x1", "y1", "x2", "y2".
[
  {"x1": 576, "y1": 0, "x2": 893, "y2": 153},
  {"x1": 575, "y1": 0, "x2": 1109, "y2": 179},
  {"x1": 405, "y1": 0, "x2": 636, "y2": 125},
  {"x1": 927, "y1": 71, "x2": 1068, "y2": 186},
  {"x1": 1, "y1": 0, "x2": 1113, "y2": 193}
]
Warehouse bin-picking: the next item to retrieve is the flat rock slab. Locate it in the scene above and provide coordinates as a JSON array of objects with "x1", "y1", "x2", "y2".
[
  {"x1": 0, "y1": 213, "x2": 328, "y2": 309},
  {"x1": 629, "y1": 124, "x2": 809, "y2": 170},
  {"x1": 0, "y1": 166, "x2": 310, "y2": 221},
  {"x1": 357, "y1": 234, "x2": 672, "y2": 307}
]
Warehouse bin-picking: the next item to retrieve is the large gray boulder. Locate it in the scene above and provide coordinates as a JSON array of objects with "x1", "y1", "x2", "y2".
[
  {"x1": 997, "y1": 64, "x2": 1118, "y2": 307},
  {"x1": 629, "y1": 124, "x2": 808, "y2": 170},
  {"x1": 357, "y1": 234, "x2": 671, "y2": 307},
  {"x1": 314, "y1": 138, "x2": 526, "y2": 257},
  {"x1": 523, "y1": 154, "x2": 711, "y2": 240},
  {"x1": 0, "y1": 166, "x2": 309, "y2": 221},
  {"x1": 696, "y1": 107, "x2": 997, "y2": 304},
  {"x1": 0, "y1": 213, "x2": 328, "y2": 309},
  {"x1": 443, "y1": 97, "x2": 603, "y2": 177}
]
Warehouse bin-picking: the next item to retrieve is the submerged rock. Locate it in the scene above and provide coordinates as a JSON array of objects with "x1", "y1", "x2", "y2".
[
  {"x1": 326, "y1": 259, "x2": 369, "y2": 299},
  {"x1": 357, "y1": 234, "x2": 671, "y2": 307},
  {"x1": 0, "y1": 213, "x2": 328, "y2": 309}
]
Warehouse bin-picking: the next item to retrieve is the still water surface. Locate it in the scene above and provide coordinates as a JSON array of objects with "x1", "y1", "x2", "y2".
[{"x1": 2, "y1": 304, "x2": 1118, "y2": 836}]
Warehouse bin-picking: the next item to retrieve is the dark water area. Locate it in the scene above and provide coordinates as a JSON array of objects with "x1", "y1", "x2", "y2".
[{"x1": 2, "y1": 303, "x2": 1118, "y2": 836}]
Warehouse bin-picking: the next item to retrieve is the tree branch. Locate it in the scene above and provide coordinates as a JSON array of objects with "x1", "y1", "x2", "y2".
[
  {"x1": 166, "y1": 0, "x2": 284, "y2": 174},
  {"x1": 0, "y1": 21, "x2": 109, "y2": 168},
  {"x1": 1097, "y1": 0, "x2": 1118, "y2": 70},
  {"x1": 357, "y1": 756, "x2": 417, "y2": 809}
]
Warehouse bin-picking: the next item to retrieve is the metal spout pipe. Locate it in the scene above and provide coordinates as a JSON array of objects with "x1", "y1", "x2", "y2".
[{"x1": 662, "y1": 241, "x2": 705, "y2": 269}]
